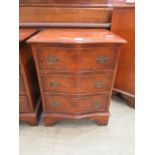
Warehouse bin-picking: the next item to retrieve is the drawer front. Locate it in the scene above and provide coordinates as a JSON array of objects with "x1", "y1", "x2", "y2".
[
  {"x1": 20, "y1": 7, "x2": 112, "y2": 25},
  {"x1": 36, "y1": 46, "x2": 118, "y2": 72},
  {"x1": 44, "y1": 95, "x2": 109, "y2": 114},
  {"x1": 19, "y1": 96, "x2": 31, "y2": 113},
  {"x1": 19, "y1": 71, "x2": 26, "y2": 93},
  {"x1": 41, "y1": 72, "x2": 113, "y2": 94}
]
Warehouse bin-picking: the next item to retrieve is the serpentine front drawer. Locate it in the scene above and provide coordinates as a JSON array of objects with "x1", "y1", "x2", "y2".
[
  {"x1": 40, "y1": 71, "x2": 113, "y2": 94},
  {"x1": 35, "y1": 46, "x2": 119, "y2": 72},
  {"x1": 44, "y1": 94, "x2": 109, "y2": 114}
]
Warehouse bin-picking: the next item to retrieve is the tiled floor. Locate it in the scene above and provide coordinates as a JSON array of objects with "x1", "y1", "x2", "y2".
[{"x1": 19, "y1": 95, "x2": 135, "y2": 155}]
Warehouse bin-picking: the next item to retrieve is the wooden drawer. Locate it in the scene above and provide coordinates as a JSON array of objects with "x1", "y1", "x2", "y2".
[
  {"x1": 44, "y1": 95, "x2": 109, "y2": 114},
  {"x1": 19, "y1": 71, "x2": 26, "y2": 94},
  {"x1": 36, "y1": 46, "x2": 118, "y2": 72},
  {"x1": 20, "y1": 7, "x2": 112, "y2": 25},
  {"x1": 19, "y1": 96, "x2": 31, "y2": 113},
  {"x1": 41, "y1": 72, "x2": 113, "y2": 94}
]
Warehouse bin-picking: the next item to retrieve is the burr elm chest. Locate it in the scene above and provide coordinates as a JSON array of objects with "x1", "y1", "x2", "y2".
[{"x1": 28, "y1": 29, "x2": 126, "y2": 126}]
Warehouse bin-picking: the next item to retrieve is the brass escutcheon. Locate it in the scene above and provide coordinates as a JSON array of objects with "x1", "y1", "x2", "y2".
[
  {"x1": 51, "y1": 101, "x2": 61, "y2": 107},
  {"x1": 96, "y1": 56, "x2": 109, "y2": 64},
  {"x1": 92, "y1": 102, "x2": 102, "y2": 109},
  {"x1": 49, "y1": 81, "x2": 60, "y2": 87},
  {"x1": 94, "y1": 82, "x2": 104, "y2": 88},
  {"x1": 46, "y1": 56, "x2": 58, "y2": 64}
]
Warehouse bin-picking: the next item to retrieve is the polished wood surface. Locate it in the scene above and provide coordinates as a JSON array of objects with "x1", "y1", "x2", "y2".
[
  {"x1": 19, "y1": 0, "x2": 114, "y2": 28},
  {"x1": 19, "y1": 29, "x2": 41, "y2": 125},
  {"x1": 41, "y1": 72, "x2": 113, "y2": 94},
  {"x1": 19, "y1": 0, "x2": 135, "y2": 28},
  {"x1": 36, "y1": 46, "x2": 119, "y2": 71},
  {"x1": 20, "y1": 0, "x2": 109, "y2": 6},
  {"x1": 19, "y1": 96, "x2": 30, "y2": 112},
  {"x1": 19, "y1": 1, "x2": 134, "y2": 127},
  {"x1": 111, "y1": 5, "x2": 135, "y2": 107},
  {"x1": 108, "y1": 0, "x2": 135, "y2": 8},
  {"x1": 43, "y1": 112, "x2": 110, "y2": 126},
  {"x1": 19, "y1": 29, "x2": 38, "y2": 42},
  {"x1": 44, "y1": 94, "x2": 109, "y2": 114},
  {"x1": 20, "y1": 0, "x2": 134, "y2": 7},
  {"x1": 20, "y1": 7, "x2": 112, "y2": 28},
  {"x1": 28, "y1": 29, "x2": 126, "y2": 126},
  {"x1": 19, "y1": 98, "x2": 42, "y2": 126},
  {"x1": 28, "y1": 29, "x2": 126, "y2": 44},
  {"x1": 19, "y1": 70, "x2": 26, "y2": 95}
]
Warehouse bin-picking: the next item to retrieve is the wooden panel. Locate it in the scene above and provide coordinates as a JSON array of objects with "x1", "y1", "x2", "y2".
[
  {"x1": 20, "y1": 7, "x2": 112, "y2": 25},
  {"x1": 35, "y1": 46, "x2": 119, "y2": 72},
  {"x1": 20, "y1": 43, "x2": 40, "y2": 110},
  {"x1": 19, "y1": 70, "x2": 26, "y2": 94},
  {"x1": 108, "y1": 0, "x2": 135, "y2": 8},
  {"x1": 19, "y1": 29, "x2": 41, "y2": 114},
  {"x1": 19, "y1": 0, "x2": 134, "y2": 8},
  {"x1": 41, "y1": 72, "x2": 113, "y2": 94},
  {"x1": 19, "y1": 96, "x2": 31, "y2": 112},
  {"x1": 27, "y1": 29, "x2": 126, "y2": 44},
  {"x1": 20, "y1": 0, "x2": 108, "y2": 5},
  {"x1": 19, "y1": 29, "x2": 41, "y2": 125},
  {"x1": 19, "y1": 98, "x2": 42, "y2": 126},
  {"x1": 44, "y1": 94, "x2": 109, "y2": 114},
  {"x1": 111, "y1": 7, "x2": 135, "y2": 95},
  {"x1": 19, "y1": 29, "x2": 38, "y2": 42}
]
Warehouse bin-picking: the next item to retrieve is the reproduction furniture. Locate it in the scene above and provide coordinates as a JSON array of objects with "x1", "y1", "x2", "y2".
[
  {"x1": 110, "y1": 1, "x2": 135, "y2": 108},
  {"x1": 19, "y1": 0, "x2": 134, "y2": 127},
  {"x1": 19, "y1": 29, "x2": 41, "y2": 125},
  {"x1": 19, "y1": 0, "x2": 135, "y2": 108},
  {"x1": 28, "y1": 29, "x2": 126, "y2": 126}
]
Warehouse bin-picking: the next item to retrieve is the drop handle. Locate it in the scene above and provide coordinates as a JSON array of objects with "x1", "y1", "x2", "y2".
[
  {"x1": 49, "y1": 81, "x2": 60, "y2": 87},
  {"x1": 46, "y1": 56, "x2": 59, "y2": 64},
  {"x1": 92, "y1": 102, "x2": 102, "y2": 109},
  {"x1": 96, "y1": 56, "x2": 109, "y2": 64},
  {"x1": 50, "y1": 101, "x2": 61, "y2": 107},
  {"x1": 94, "y1": 82, "x2": 104, "y2": 88}
]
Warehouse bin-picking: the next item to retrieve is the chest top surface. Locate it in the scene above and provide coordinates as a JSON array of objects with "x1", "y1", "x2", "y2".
[
  {"x1": 20, "y1": 0, "x2": 134, "y2": 8},
  {"x1": 19, "y1": 29, "x2": 38, "y2": 42},
  {"x1": 27, "y1": 29, "x2": 127, "y2": 45},
  {"x1": 20, "y1": 0, "x2": 109, "y2": 6}
]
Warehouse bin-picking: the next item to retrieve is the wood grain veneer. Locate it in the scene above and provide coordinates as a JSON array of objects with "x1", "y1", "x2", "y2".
[
  {"x1": 111, "y1": 5, "x2": 135, "y2": 107},
  {"x1": 28, "y1": 29, "x2": 126, "y2": 126},
  {"x1": 19, "y1": 29, "x2": 42, "y2": 125}
]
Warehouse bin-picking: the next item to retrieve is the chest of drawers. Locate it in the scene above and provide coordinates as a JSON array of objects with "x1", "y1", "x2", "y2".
[
  {"x1": 28, "y1": 29, "x2": 126, "y2": 126},
  {"x1": 19, "y1": 29, "x2": 41, "y2": 125}
]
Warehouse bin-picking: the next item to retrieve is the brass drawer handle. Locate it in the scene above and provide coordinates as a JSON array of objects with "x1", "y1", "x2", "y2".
[
  {"x1": 46, "y1": 56, "x2": 58, "y2": 64},
  {"x1": 96, "y1": 56, "x2": 109, "y2": 64},
  {"x1": 94, "y1": 82, "x2": 104, "y2": 88},
  {"x1": 92, "y1": 102, "x2": 102, "y2": 109},
  {"x1": 49, "y1": 81, "x2": 60, "y2": 87},
  {"x1": 50, "y1": 101, "x2": 61, "y2": 107}
]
